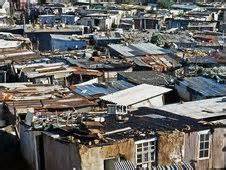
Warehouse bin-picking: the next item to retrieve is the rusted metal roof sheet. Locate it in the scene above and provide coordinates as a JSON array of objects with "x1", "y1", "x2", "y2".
[
  {"x1": 0, "y1": 50, "x2": 39, "y2": 63},
  {"x1": 134, "y1": 54, "x2": 180, "y2": 72},
  {"x1": 2, "y1": 84, "x2": 96, "y2": 112}
]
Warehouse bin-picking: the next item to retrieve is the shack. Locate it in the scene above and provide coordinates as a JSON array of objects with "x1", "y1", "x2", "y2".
[
  {"x1": 100, "y1": 84, "x2": 172, "y2": 115},
  {"x1": 18, "y1": 102, "x2": 225, "y2": 170},
  {"x1": 50, "y1": 34, "x2": 87, "y2": 51},
  {"x1": 175, "y1": 76, "x2": 226, "y2": 101}
]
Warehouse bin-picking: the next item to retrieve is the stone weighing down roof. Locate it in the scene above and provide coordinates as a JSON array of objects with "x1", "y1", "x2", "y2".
[
  {"x1": 50, "y1": 34, "x2": 86, "y2": 41},
  {"x1": 103, "y1": 107, "x2": 213, "y2": 137},
  {"x1": 117, "y1": 71, "x2": 174, "y2": 86},
  {"x1": 25, "y1": 25, "x2": 84, "y2": 33},
  {"x1": 100, "y1": 84, "x2": 172, "y2": 106},
  {"x1": 37, "y1": 107, "x2": 216, "y2": 146}
]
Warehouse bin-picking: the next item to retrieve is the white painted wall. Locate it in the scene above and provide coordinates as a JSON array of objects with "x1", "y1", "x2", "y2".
[
  {"x1": 132, "y1": 94, "x2": 164, "y2": 108},
  {"x1": 104, "y1": 67, "x2": 132, "y2": 79},
  {"x1": 107, "y1": 95, "x2": 164, "y2": 115}
]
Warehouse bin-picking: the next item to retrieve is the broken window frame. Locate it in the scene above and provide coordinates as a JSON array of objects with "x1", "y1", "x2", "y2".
[
  {"x1": 135, "y1": 138, "x2": 157, "y2": 168},
  {"x1": 34, "y1": 76, "x2": 52, "y2": 84},
  {"x1": 107, "y1": 104, "x2": 128, "y2": 115},
  {"x1": 107, "y1": 104, "x2": 116, "y2": 114},
  {"x1": 198, "y1": 130, "x2": 210, "y2": 160},
  {"x1": 116, "y1": 105, "x2": 127, "y2": 114}
]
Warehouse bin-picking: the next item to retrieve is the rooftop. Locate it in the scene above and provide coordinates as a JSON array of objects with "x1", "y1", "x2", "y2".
[
  {"x1": 108, "y1": 43, "x2": 170, "y2": 58},
  {"x1": 0, "y1": 50, "x2": 38, "y2": 63},
  {"x1": 176, "y1": 76, "x2": 226, "y2": 98},
  {"x1": 50, "y1": 34, "x2": 87, "y2": 41},
  {"x1": 159, "y1": 97, "x2": 226, "y2": 120},
  {"x1": 74, "y1": 80, "x2": 134, "y2": 98},
  {"x1": 73, "y1": 57, "x2": 132, "y2": 71},
  {"x1": 171, "y1": 4, "x2": 199, "y2": 11},
  {"x1": 26, "y1": 106, "x2": 217, "y2": 146},
  {"x1": 14, "y1": 59, "x2": 102, "y2": 79},
  {"x1": 108, "y1": 107, "x2": 214, "y2": 132},
  {"x1": 156, "y1": 32, "x2": 196, "y2": 45},
  {"x1": 0, "y1": 84, "x2": 96, "y2": 113},
  {"x1": 133, "y1": 54, "x2": 180, "y2": 71},
  {"x1": 25, "y1": 25, "x2": 85, "y2": 33},
  {"x1": 117, "y1": 71, "x2": 174, "y2": 86},
  {"x1": 100, "y1": 84, "x2": 172, "y2": 106},
  {"x1": 0, "y1": 39, "x2": 21, "y2": 49},
  {"x1": 188, "y1": 22, "x2": 218, "y2": 28}
]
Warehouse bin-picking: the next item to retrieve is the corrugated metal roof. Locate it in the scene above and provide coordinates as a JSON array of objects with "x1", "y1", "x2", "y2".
[
  {"x1": 114, "y1": 161, "x2": 135, "y2": 170},
  {"x1": 159, "y1": 97, "x2": 226, "y2": 120},
  {"x1": 0, "y1": 39, "x2": 22, "y2": 49},
  {"x1": 118, "y1": 71, "x2": 174, "y2": 86},
  {"x1": 100, "y1": 84, "x2": 172, "y2": 106},
  {"x1": 75, "y1": 80, "x2": 134, "y2": 97},
  {"x1": 155, "y1": 162, "x2": 194, "y2": 169},
  {"x1": 2, "y1": 84, "x2": 96, "y2": 111},
  {"x1": 108, "y1": 43, "x2": 170, "y2": 57},
  {"x1": 179, "y1": 77, "x2": 226, "y2": 97},
  {"x1": 133, "y1": 43, "x2": 170, "y2": 55},
  {"x1": 172, "y1": 4, "x2": 198, "y2": 10},
  {"x1": 75, "y1": 84, "x2": 114, "y2": 96},
  {"x1": 189, "y1": 56, "x2": 218, "y2": 64}
]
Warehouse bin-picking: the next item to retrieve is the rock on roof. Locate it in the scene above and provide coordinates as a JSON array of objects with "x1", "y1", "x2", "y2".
[{"x1": 118, "y1": 71, "x2": 174, "y2": 86}]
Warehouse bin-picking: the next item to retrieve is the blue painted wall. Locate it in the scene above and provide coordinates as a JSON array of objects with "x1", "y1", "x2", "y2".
[
  {"x1": 167, "y1": 19, "x2": 189, "y2": 29},
  {"x1": 26, "y1": 31, "x2": 83, "y2": 51},
  {"x1": 51, "y1": 38, "x2": 87, "y2": 51}
]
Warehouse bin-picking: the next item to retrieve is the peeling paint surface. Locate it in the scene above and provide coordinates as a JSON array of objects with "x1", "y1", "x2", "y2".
[
  {"x1": 79, "y1": 139, "x2": 135, "y2": 170},
  {"x1": 158, "y1": 131, "x2": 184, "y2": 165}
]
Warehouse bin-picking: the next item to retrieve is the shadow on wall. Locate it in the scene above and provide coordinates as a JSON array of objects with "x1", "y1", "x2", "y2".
[{"x1": 0, "y1": 130, "x2": 30, "y2": 170}]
